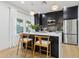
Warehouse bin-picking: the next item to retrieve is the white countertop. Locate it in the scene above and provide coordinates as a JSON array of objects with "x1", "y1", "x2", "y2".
[{"x1": 24, "y1": 31, "x2": 62, "y2": 37}]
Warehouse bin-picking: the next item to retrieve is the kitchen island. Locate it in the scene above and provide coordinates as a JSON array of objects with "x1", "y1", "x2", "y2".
[{"x1": 22, "y1": 32, "x2": 62, "y2": 58}]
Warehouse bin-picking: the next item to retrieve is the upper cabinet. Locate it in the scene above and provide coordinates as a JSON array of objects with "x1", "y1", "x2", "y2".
[
  {"x1": 34, "y1": 14, "x2": 42, "y2": 31},
  {"x1": 44, "y1": 11, "x2": 63, "y2": 26},
  {"x1": 63, "y1": 6, "x2": 78, "y2": 20},
  {"x1": 34, "y1": 11, "x2": 63, "y2": 31},
  {"x1": 34, "y1": 14, "x2": 40, "y2": 25}
]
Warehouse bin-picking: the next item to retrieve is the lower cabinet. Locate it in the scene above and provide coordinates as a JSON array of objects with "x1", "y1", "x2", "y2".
[{"x1": 50, "y1": 36, "x2": 59, "y2": 58}]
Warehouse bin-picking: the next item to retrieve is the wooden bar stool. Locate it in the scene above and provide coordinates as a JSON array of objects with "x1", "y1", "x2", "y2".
[
  {"x1": 17, "y1": 33, "x2": 33, "y2": 56},
  {"x1": 33, "y1": 35, "x2": 51, "y2": 57}
]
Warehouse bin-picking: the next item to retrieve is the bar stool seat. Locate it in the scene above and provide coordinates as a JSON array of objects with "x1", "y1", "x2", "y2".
[
  {"x1": 20, "y1": 38, "x2": 33, "y2": 43},
  {"x1": 35, "y1": 40, "x2": 50, "y2": 47}
]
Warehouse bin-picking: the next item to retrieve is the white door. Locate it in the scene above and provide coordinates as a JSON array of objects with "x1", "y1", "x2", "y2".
[{"x1": 0, "y1": 6, "x2": 10, "y2": 50}]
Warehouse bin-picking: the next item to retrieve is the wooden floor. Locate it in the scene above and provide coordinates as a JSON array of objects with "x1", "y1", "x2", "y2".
[
  {"x1": 0, "y1": 47, "x2": 52, "y2": 58},
  {"x1": 62, "y1": 44, "x2": 79, "y2": 58},
  {"x1": 0, "y1": 44, "x2": 79, "y2": 58}
]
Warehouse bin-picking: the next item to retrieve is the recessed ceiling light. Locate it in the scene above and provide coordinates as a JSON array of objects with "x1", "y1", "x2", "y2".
[
  {"x1": 42, "y1": 14, "x2": 45, "y2": 17},
  {"x1": 21, "y1": 1, "x2": 24, "y2": 4},
  {"x1": 30, "y1": 11, "x2": 35, "y2": 16},
  {"x1": 51, "y1": 5, "x2": 59, "y2": 11}
]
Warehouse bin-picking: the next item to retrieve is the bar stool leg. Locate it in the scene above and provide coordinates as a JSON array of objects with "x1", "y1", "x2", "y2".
[
  {"x1": 31, "y1": 41, "x2": 33, "y2": 56},
  {"x1": 47, "y1": 46, "x2": 48, "y2": 58},
  {"x1": 17, "y1": 38, "x2": 21, "y2": 55},
  {"x1": 33, "y1": 45, "x2": 35, "y2": 57},
  {"x1": 50, "y1": 43, "x2": 51, "y2": 57},
  {"x1": 40, "y1": 46, "x2": 41, "y2": 57},
  {"x1": 31, "y1": 41, "x2": 33, "y2": 51},
  {"x1": 25, "y1": 44, "x2": 27, "y2": 57},
  {"x1": 21, "y1": 43, "x2": 24, "y2": 54}
]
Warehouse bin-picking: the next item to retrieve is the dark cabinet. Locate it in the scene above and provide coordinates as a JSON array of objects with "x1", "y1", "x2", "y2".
[
  {"x1": 34, "y1": 11, "x2": 63, "y2": 31},
  {"x1": 34, "y1": 14, "x2": 43, "y2": 25},
  {"x1": 34, "y1": 14, "x2": 40, "y2": 25},
  {"x1": 42, "y1": 11, "x2": 63, "y2": 27},
  {"x1": 41, "y1": 15, "x2": 47, "y2": 27},
  {"x1": 50, "y1": 36, "x2": 59, "y2": 58},
  {"x1": 63, "y1": 6, "x2": 78, "y2": 20},
  {"x1": 34, "y1": 14, "x2": 42, "y2": 31}
]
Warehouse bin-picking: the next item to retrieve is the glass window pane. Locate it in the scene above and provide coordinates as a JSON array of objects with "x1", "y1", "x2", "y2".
[
  {"x1": 25, "y1": 21, "x2": 30, "y2": 32},
  {"x1": 16, "y1": 19, "x2": 23, "y2": 34}
]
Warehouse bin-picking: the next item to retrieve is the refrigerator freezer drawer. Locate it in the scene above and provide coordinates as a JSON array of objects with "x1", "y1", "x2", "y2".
[
  {"x1": 64, "y1": 35, "x2": 77, "y2": 44},
  {"x1": 64, "y1": 35, "x2": 71, "y2": 43},
  {"x1": 71, "y1": 35, "x2": 77, "y2": 44}
]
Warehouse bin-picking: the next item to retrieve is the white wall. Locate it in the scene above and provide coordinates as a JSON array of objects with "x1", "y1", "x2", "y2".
[
  {"x1": 0, "y1": 2, "x2": 34, "y2": 49},
  {"x1": 0, "y1": 6, "x2": 10, "y2": 50}
]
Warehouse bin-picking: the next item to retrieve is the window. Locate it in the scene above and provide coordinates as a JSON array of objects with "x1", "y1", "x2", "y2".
[
  {"x1": 25, "y1": 21, "x2": 30, "y2": 32},
  {"x1": 16, "y1": 19, "x2": 23, "y2": 34}
]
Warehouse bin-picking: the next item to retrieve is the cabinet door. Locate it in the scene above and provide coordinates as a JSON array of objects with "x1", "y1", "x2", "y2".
[
  {"x1": 0, "y1": 6, "x2": 10, "y2": 50},
  {"x1": 51, "y1": 37, "x2": 59, "y2": 58},
  {"x1": 42, "y1": 17, "x2": 47, "y2": 27},
  {"x1": 34, "y1": 14, "x2": 40, "y2": 31},
  {"x1": 34, "y1": 14, "x2": 40, "y2": 25},
  {"x1": 63, "y1": 6, "x2": 78, "y2": 19}
]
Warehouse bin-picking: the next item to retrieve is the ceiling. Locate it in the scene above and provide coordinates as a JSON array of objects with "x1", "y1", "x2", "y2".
[{"x1": 5, "y1": 1, "x2": 79, "y2": 14}]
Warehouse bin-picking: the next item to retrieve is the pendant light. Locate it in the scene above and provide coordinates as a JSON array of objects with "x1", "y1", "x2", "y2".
[
  {"x1": 51, "y1": 5, "x2": 59, "y2": 11},
  {"x1": 51, "y1": 2, "x2": 59, "y2": 11},
  {"x1": 42, "y1": 14, "x2": 45, "y2": 17}
]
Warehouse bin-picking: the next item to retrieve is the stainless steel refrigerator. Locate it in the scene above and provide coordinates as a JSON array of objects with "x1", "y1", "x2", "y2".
[{"x1": 63, "y1": 19, "x2": 78, "y2": 44}]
